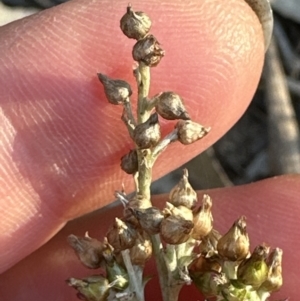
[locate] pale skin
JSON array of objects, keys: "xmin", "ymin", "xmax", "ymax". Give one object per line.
[{"xmin": 0, "ymin": 0, "xmax": 298, "ymax": 300}]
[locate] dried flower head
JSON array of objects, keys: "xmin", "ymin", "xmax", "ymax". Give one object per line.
[
  {"xmin": 176, "ymin": 120, "xmax": 210, "ymax": 145},
  {"xmin": 169, "ymin": 169, "xmax": 197, "ymax": 209},
  {"xmin": 237, "ymin": 243, "xmax": 270, "ymax": 289},
  {"xmin": 260, "ymin": 247, "xmax": 283, "ymax": 292},
  {"xmin": 217, "ymin": 216, "xmax": 250, "ymax": 261},
  {"xmin": 97, "ymin": 73, "xmax": 132, "ymax": 105},
  {"xmin": 132, "ymin": 34, "xmax": 165, "ymax": 67},
  {"xmin": 131, "ymin": 206, "xmax": 164, "ymax": 235},
  {"xmin": 192, "ymin": 194, "xmax": 213, "ymax": 240},
  {"xmin": 107, "ymin": 218, "xmax": 137, "ymax": 252},
  {"xmin": 189, "ymin": 255, "xmax": 221, "ymax": 274},
  {"xmin": 133, "ymin": 113, "xmax": 161, "ymax": 149},
  {"xmin": 163, "ymin": 202, "xmax": 193, "ymax": 222},
  {"xmin": 120, "ymin": 5, "xmax": 152, "ymax": 40},
  {"xmin": 199, "ymin": 229, "xmax": 221, "ymax": 256},
  {"xmin": 67, "ymin": 233, "xmax": 104, "ymax": 269},
  {"xmin": 129, "ymin": 231, "xmax": 152, "ymax": 266},
  {"xmin": 160, "ymin": 214, "xmax": 194, "ymax": 245},
  {"xmin": 155, "ymin": 91, "xmax": 190, "ymax": 120},
  {"xmin": 120, "ymin": 149, "xmax": 138, "ymax": 174}
]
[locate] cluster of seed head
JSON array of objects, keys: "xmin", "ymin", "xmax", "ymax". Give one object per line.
[
  {"xmin": 97, "ymin": 4, "xmax": 210, "ymax": 159},
  {"xmin": 67, "ymin": 170, "xmax": 282, "ymax": 301},
  {"xmin": 67, "ymin": 5, "xmax": 283, "ymax": 301}
]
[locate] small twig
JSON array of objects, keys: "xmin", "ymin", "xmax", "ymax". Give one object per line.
[
  {"xmin": 121, "ymin": 108, "xmax": 135, "ymax": 138},
  {"xmin": 137, "ymin": 63, "xmax": 151, "ymax": 123},
  {"xmin": 287, "ymin": 77, "xmax": 300, "ymax": 98},
  {"xmin": 273, "ymin": 17, "xmax": 300, "ymax": 77},
  {"xmin": 121, "ymin": 249, "xmax": 145, "ymax": 301},
  {"xmin": 264, "ymin": 36, "xmax": 300, "ymax": 174},
  {"xmin": 150, "ymin": 234, "xmax": 169, "ymax": 301},
  {"xmin": 115, "ymin": 191, "xmax": 129, "ymax": 206},
  {"xmin": 136, "ymin": 149, "xmax": 152, "ymax": 208},
  {"xmin": 124, "ymin": 97, "xmax": 137, "ymax": 127},
  {"xmin": 152, "ymin": 129, "xmax": 178, "ymax": 159}
]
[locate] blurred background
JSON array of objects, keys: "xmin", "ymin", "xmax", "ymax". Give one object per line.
[{"xmin": 1, "ymin": 0, "xmax": 300, "ymax": 193}]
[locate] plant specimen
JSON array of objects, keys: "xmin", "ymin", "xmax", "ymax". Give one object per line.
[{"xmin": 66, "ymin": 5, "xmax": 283, "ymax": 301}]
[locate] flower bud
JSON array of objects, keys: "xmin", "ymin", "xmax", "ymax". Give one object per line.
[
  {"xmin": 160, "ymin": 214, "xmax": 194, "ymax": 245},
  {"xmin": 107, "ymin": 218, "xmax": 137, "ymax": 252},
  {"xmin": 176, "ymin": 120, "xmax": 210, "ymax": 145},
  {"xmin": 131, "ymin": 206, "xmax": 164, "ymax": 235},
  {"xmin": 120, "ymin": 149, "xmax": 138, "ymax": 174},
  {"xmin": 191, "ymin": 271, "xmax": 226, "ymax": 297},
  {"xmin": 169, "ymin": 169, "xmax": 197, "ymax": 209},
  {"xmin": 67, "ymin": 233, "xmax": 103, "ymax": 269},
  {"xmin": 120, "ymin": 5, "xmax": 151, "ymax": 40},
  {"xmin": 133, "ymin": 113, "xmax": 161, "ymax": 149},
  {"xmin": 260, "ymin": 248, "xmax": 283, "ymax": 292},
  {"xmin": 132, "ymin": 34, "xmax": 165, "ymax": 67},
  {"xmin": 67, "ymin": 275, "xmax": 110, "ymax": 301},
  {"xmin": 129, "ymin": 231, "xmax": 152, "ymax": 266},
  {"xmin": 217, "ymin": 216, "xmax": 250, "ymax": 261},
  {"xmin": 155, "ymin": 92, "xmax": 190, "ymax": 120},
  {"xmin": 237, "ymin": 243, "xmax": 270, "ymax": 289},
  {"xmin": 192, "ymin": 194, "xmax": 213, "ymax": 240},
  {"xmin": 97, "ymin": 73, "xmax": 132, "ymax": 105},
  {"xmin": 105, "ymin": 259, "xmax": 129, "ymax": 291}
]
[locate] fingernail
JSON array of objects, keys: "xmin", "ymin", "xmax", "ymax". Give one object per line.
[{"xmin": 244, "ymin": 0, "xmax": 273, "ymax": 51}]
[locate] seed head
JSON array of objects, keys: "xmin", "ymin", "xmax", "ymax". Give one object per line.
[
  {"xmin": 133, "ymin": 113, "xmax": 161, "ymax": 149},
  {"xmin": 260, "ymin": 248, "xmax": 283, "ymax": 292},
  {"xmin": 132, "ymin": 34, "xmax": 165, "ymax": 67},
  {"xmin": 217, "ymin": 216, "xmax": 250, "ymax": 261},
  {"xmin": 160, "ymin": 214, "xmax": 194, "ymax": 245},
  {"xmin": 129, "ymin": 231, "xmax": 152, "ymax": 266},
  {"xmin": 155, "ymin": 91, "xmax": 190, "ymax": 120},
  {"xmin": 66, "ymin": 275, "xmax": 110, "ymax": 301},
  {"xmin": 199, "ymin": 229, "xmax": 221, "ymax": 256},
  {"xmin": 131, "ymin": 206, "xmax": 164, "ymax": 235},
  {"xmin": 97, "ymin": 73, "xmax": 132, "ymax": 105},
  {"xmin": 163, "ymin": 202, "xmax": 193, "ymax": 222},
  {"xmin": 120, "ymin": 149, "xmax": 138, "ymax": 174},
  {"xmin": 189, "ymin": 255, "xmax": 221, "ymax": 274},
  {"xmin": 107, "ymin": 218, "xmax": 137, "ymax": 252},
  {"xmin": 237, "ymin": 243, "xmax": 270, "ymax": 289},
  {"xmin": 176, "ymin": 120, "xmax": 210, "ymax": 145},
  {"xmin": 67, "ymin": 233, "xmax": 104, "ymax": 269},
  {"xmin": 169, "ymin": 169, "xmax": 197, "ymax": 209},
  {"xmin": 192, "ymin": 194, "xmax": 213, "ymax": 240},
  {"xmin": 120, "ymin": 5, "xmax": 152, "ymax": 40}
]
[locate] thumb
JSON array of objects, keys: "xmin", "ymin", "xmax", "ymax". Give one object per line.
[{"xmin": 0, "ymin": 0, "xmax": 264, "ymax": 272}]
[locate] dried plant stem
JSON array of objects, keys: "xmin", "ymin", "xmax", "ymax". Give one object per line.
[
  {"xmin": 151, "ymin": 234, "xmax": 170, "ymax": 301},
  {"xmin": 137, "ymin": 62, "xmax": 151, "ymax": 123},
  {"xmin": 136, "ymin": 149, "xmax": 153, "ymax": 207},
  {"xmin": 152, "ymin": 130, "xmax": 178, "ymax": 159},
  {"xmin": 121, "ymin": 249, "xmax": 144, "ymax": 301},
  {"xmin": 121, "ymin": 108, "xmax": 135, "ymax": 138},
  {"xmin": 124, "ymin": 98, "xmax": 137, "ymax": 127}
]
